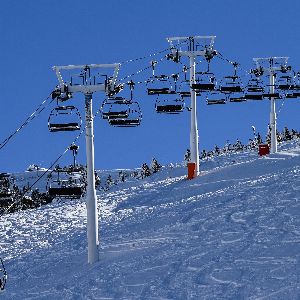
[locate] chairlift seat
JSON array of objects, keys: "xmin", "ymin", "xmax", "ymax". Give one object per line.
[
  {"xmin": 277, "ymin": 84, "xmax": 293, "ymax": 90},
  {"xmin": 244, "ymin": 94, "xmax": 263, "ymax": 100},
  {"xmin": 292, "ymin": 92, "xmax": 300, "ymax": 97},
  {"xmin": 108, "ymin": 118, "xmax": 140, "ymax": 127},
  {"xmin": 192, "ymin": 83, "xmax": 215, "ymax": 91},
  {"xmin": 285, "ymin": 93, "xmax": 297, "ymax": 99},
  {"xmin": 102, "ymin": 111, "xmax": 129, "ymax": 119},
  {"xmin": 207, "ymin": 99, "xmax": 226, "ymax": 105},
  {"xmin": 49, "ymin": 123, "xmax": 80, "ymax": 132},
  {"xmin": 48, "ymin": 186, "xmax": 83, "ymax": 198},
  {"xmin": 156, "ymin": 104, "xmax": 184, "ymax": 113},
  {"xmin": 229, "ymin": 97, "xmax": 246, "ymax": 102},
  {"xmin": 247, "ymin": 87, "xmax": 264, "ymax": 93},
  {"xmin": 220, "ymin": 86, "xmax": 243, "ymax": 93},
  {"xmin": 263, "ymin": 93, "xmax": 280, "ymax": 99},
  {"xmin": 148, "ymin": 88, "xmax": 175, "ymax": 95}
]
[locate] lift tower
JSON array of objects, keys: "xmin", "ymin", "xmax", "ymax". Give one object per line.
[
  {"xmin": 167, "ymin": 36, "xmax": 217, "ymax": 176},
  {"xmin": 253, "ymin": 57, "xmax": 289, "ymax": 153},
  {"xmin": 53, "ymin": 63, "xmax": 120, "ymax": 263}
]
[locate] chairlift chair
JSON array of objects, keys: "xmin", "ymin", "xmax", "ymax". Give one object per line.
[
  {"xmin": 244, "ymin": 78, "xmax": 264, "ymax": 100},
  {"xmin": 0, "ymin": 173, "xmax": 13, "ymax": 205},
  {"xmin": 178, "ymin": 79, "xmax": 201, "ymax": 98},
  {"xmin": 47, "ymin": 169, "xmax": 84, "ymax": 199},
  {"xmin": 192, "ymin": 72, "xmax": 216, "ymax": 91},
  {"xmin": 48, "ymin": 181, "xmax": 83, "ymax": 199},
  {"xmin": 206, "ymin": 92, "xmax": 226, "ymax": 105},
  {"xmin": 101, "ymin": 97, "xmax": 130, "ymax": 120},
  {"xmin": 155, "ymin": 94, "xmax": 185, "ymax": 113},
  {"xmin": 147, "ymin": 75, "xmax": 175, "ymax": 95},
  {"xmin": 108, "ymin": 102, "xmax": 142, "ymax": 127},
  {"xmin": 229, "ymin": 95, "xmax": 246, "ymax": 102},
  {"xmin": 48, "ymin": 106, "xmax": 82, "ymax": 132},
  {"xmin": 276, "ymin": 75, "xmax": 295, "ymax": 91},
  {"xmin": 262, "ymin": 92, "xmax": 281, "ymax": 99},
  {"xmin": 220, "ymin": 75, "xmax": 243, "ymax": 93}
]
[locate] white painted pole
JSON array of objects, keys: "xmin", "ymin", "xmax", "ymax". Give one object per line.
[
  {"xmin": 189, "ymin": 55, "xmax": 199, "ymax": 175},
  {"xmin": 85, "ymin": 93, "xmax": 99, "ymax": 264},
  {"xmin": 269, "ymin": 71, "xmax": 277, "ymax": 153}
]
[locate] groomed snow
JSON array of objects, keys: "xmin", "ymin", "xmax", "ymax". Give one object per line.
[{"xmin": 1, "ymin": 141, "xmax": 300, "ymax": 299}]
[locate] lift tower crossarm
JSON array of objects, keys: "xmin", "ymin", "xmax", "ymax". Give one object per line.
[
  {"xmin": 52, "ymin": 64, "xmax": 121, "ymax": 93},
  {"xmin": 167, "ymin": 36, "xmax": 216, "ymax": 57}
]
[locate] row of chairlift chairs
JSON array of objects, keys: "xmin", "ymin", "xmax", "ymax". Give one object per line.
[
  {"xmin": 146, "ymin": 64, "xmax": 300, "ymax": 113},
  {"xmin": 46, "ymin": 79, "xmax": 143, "ymax": 200}
]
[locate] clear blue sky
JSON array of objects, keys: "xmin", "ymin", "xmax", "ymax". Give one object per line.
[{"xmin": 1, "ymin": 0, "xmax": 300, "ymax": 172}]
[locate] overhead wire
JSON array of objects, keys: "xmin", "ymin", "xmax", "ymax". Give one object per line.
[
  {"xmin": 0, "ymin": 105, "xmax": 105, "ymax": 217},
  {"xmin": 0, "ymin": 93, "xmax": 54, "ymax": 151},
  {"xmin": 119, "ymin": 46, "xmax": 173, "ymax": 65}
]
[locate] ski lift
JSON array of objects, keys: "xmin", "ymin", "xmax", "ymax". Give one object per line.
[
  {"xmin": 220, "ymin": 63, "xmax": 243, "ymax": 93},
  {"xmin": 147, "ymin": 75, "xmax": 177, "ymax": 95},
  {"xmin": 178, "ymin": 66, "xmax": 201, "ymax": 97},
  {"xmin": 220, "ymin": 76, "xmax": 243, "ymax": 93},
  {"xmin": 244, "ymin": 78, "xmax": 264, "ymax": 100},
  {"xmin": 48, "ymin": 106, "xmax": 82, "ymax": 132},
  {"xmin": 108, "ymin": 102, "xmax": 142, "ymax": 127},
  {"xmin": 0, "ymin": 258, "xmax": 7, "ymax": 291},
  {"xmin": 192, "ymin": 72, "xmax": 216, "ymax": 91},
  {"xmin": 155, "ymin": 94, "xmax": 185, "ymax": 113},
  {"xmin": 262, "ymin": 92, "xmax": 281, "ymax": 99},
  {"xmin": 101, "ymin": 97, "xmax": 130, "ymax": 120},
  {"xmin": 0, "ymin": 173, "xmax": 13, "ymax": 206},
  {"xmin": 229, "ymin": 95, "xmax": 246, "ymax": 102},
  {"xmin": 206, "ymin": 92, "xmax": 226, "ymax": 105},
  {"xmin": 47, "ymin": 168, "xmax": 84, "ymax": 199},
  {"xmin": 276, "ymin": 74, "xmax": 295, "ymax": 91}
]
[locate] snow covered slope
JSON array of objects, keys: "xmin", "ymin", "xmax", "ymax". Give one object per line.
[{"xmin": 1, "ymin": 142, "xmax": 300, "ymax": 299}]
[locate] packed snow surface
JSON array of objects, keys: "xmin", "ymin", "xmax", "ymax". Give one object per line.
[{"xmin": 1, "ymin": 142, "xmax": 300, "ymax": 299}]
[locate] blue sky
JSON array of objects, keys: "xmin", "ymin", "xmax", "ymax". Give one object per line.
[{"xmin": 1, "ymin": 0, "xmax": 300, "ymax": 172}]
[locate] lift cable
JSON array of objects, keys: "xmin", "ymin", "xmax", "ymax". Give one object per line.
[
  {"xmin": 0, "ymin": 106, "xmax": 104, "ymax": 218},
  {"xmin": 0, "ymin": 93, "xmax": 54, "ymax": 151},
  {"xmin": 119, "ymin": 40, "xmax": 186, "ymax": 65},
  {"xmin": 118, "ymin": 54, "xmax": 168, "ymax": 83},
  {"xmin": 119, "ymin": 47, "xmax": 172, "ymax": 64},
  {"xmin": 0, "ymin": 128, "xmax": 84, "ymax": 217}
]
